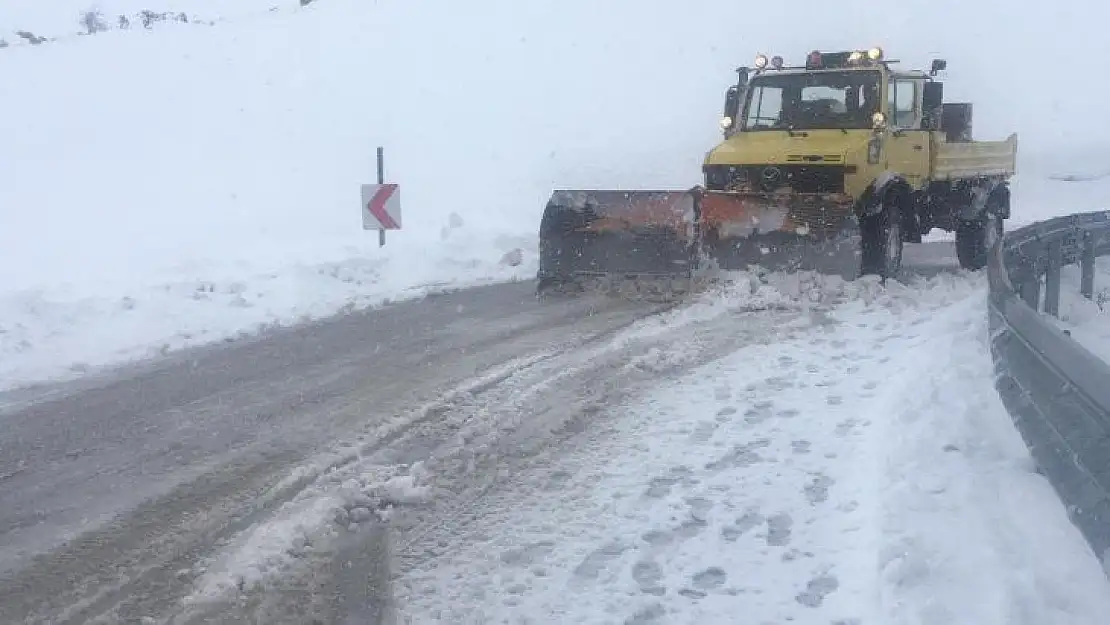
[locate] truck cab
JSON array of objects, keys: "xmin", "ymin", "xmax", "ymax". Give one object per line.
[{"xmin": 704, "ymin": 48, "xmax": 1016, "ymax": 275}]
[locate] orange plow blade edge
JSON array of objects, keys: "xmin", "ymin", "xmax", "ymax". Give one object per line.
[{"xmin": 536, "ymin": 190, "xmax": 700, "ymax": 292}]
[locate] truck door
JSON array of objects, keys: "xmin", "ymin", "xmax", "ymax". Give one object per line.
[{"xmin": 884, "ymin": 78, "xmax": 930, "ymax": 190}]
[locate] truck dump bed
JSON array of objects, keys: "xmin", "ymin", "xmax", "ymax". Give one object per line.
[{"xmin": 932, "ymin": 133, "xmax": 1018, "ymax": 180}]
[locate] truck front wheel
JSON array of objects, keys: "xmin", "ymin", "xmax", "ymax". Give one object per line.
[{"xmin": 860, "ymin": 197, "xmax": 904, "ymax": 280}]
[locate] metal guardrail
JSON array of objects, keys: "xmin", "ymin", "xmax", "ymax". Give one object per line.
[{"xmin": 988, "ymin": 210, "xmax": 1110, "ymax": 569}]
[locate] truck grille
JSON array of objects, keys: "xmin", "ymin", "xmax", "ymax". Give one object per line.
[{"xmin": 704, "ymin": 164, "xmax": 847, "ymax": 194}]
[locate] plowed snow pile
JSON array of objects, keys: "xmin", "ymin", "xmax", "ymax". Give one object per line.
[{"xmin": 390, "ymin": 274, "xmax": 1110, "ymax": 625}]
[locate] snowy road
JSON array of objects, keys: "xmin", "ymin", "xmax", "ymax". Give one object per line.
[
  {"xmin": 0, "ymin": 279, "xmax": 670, "ymax": 623},
  {"xmin": 2, "ymin": 244, "xmax": 1108, "ymax": 624}
]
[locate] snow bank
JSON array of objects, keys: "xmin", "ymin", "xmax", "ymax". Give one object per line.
[
  {"xmin": 876, "ymin": 295, "xmax": 1110, "ymax": 625},
  {"xmin": 0, "ymin": 227, "xmax": 535, "ymax": 391}
]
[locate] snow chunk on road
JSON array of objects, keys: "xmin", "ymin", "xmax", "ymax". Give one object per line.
[
  {"xmin": 377, "ymin": 474, "xmax": 434, "ymax": 506},
  {"xmin": 188, "ymin": 458, "xmax": 435, "ymax": 603},
  {"xmin": 394, "ymin": 283, "xmax": 1110, "ymax": 624},
  {"xmin": 190, "ymin": 494, "xmax": 343, "ymax": 601}
]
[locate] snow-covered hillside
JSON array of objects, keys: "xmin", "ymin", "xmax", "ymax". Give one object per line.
[
  {"xmin": 0, "ymin": 0, "xmax": 270, "ymax": 40},
  {"xmin": 3, "ymin": 0, "xmax": 1110, "ymax": 392}
]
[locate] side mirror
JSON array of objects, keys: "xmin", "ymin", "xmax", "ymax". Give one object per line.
[
  {"xmin": 930, "ymin": 59, "xmax": 947, "ymax": 76},
  {"xmin": 721, "ymin": 85, "xmax": 741, "ymax": 134},
  {"xmin": 923, "ymin": 82, "xmax": 943, "ymax": 110},
  {"xmin": 724, "ymin": 85, "xmax": 740, "ymax": 119},
  {"xmin": 721, "ymin": 67, "xmax": 749, "ymax": 135},
  {"xmin": 922, "ymin": 82, "xmax": 943, "ymax": 129}
]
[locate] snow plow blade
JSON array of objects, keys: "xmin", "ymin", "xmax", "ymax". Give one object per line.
[
  {"xmin": 536, "ymin": 190, "xmax": 699, "ymax": 297},
  {"xmin": 535, "ymin": 188, "xmax": 866, "ymax": 299},
  {"xmin": 699, "ymin": 190, "xmax": 863, "ymax": 279}
]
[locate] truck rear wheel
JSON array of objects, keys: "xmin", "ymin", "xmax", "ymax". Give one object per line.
[
  {"xmin": 860, "ymin": 197, "xmax": 904, "ymax": 280},
  {"xmin": 955, "ymin": 214, "xmax": 1002, "ymax": 271}
]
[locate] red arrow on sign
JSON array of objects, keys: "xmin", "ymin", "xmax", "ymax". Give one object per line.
[{"xmin": 366, "ymin": 184, "xmax": 400, "ymax": 229}]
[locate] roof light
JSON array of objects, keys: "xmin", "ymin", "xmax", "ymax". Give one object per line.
[
  {"xmin": 848, "ymin": 51, "xmax": 864, "ymax": 64},
  {"xmin": 867, "ymin": 46, "xmax": 884, "ymax": 61},
  {"xmin": 720, "ymin": 116, "xmax": 733, "ymax": 130},
  {"xmin": 770, "ymin": 55, "xmax": 784, "ymax": 69},
  {"xmin": 754, "ymin": 54, "xmax": 769, "ymax": 69}
]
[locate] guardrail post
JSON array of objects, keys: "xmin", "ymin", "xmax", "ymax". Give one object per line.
[
  {"xmin": 377, "ymin": 147, "xmax": 386, "ymax": 248},
  {"xmin": 1019, "ymin": 280, "xmax": 1040, "ymax": 310},
  {"xmin": 1082, "ymin": 230, "xmax": 1096, "ymax": 300},
  {"xmin": 1045, "ymin": 239, "xmax": 1063, "ymax": 317},
  {"xmin": 1019, "ymin": 255, "xmax": 1041, "ymax": 310}
]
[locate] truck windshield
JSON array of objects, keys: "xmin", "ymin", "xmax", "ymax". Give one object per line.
[{"xmin": 742, "ymin": 70, "xmax": 881, "ymax": 131}]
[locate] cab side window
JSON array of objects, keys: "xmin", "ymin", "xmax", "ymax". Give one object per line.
[{"xmin": 887, "ymin": 80, "xmax": 920, "ymax": 129}]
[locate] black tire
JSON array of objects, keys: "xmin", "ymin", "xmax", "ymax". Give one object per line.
[
  {"xmin": 859, "ymin": 195, "xmax": 904, "ymax": 280},
  {"xmin": 955, "ymin": 213, "xmax": 1002, "ymax": 271}
]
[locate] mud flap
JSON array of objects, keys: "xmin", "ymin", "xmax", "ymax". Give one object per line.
[{"xmin": 537, "ymin": 190, "xmax": 699, "ymax": 294}]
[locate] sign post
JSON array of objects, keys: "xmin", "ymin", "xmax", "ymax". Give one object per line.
[
  {"xmin": 361, "ymin": 146, "xmax": 401, "ymax": 246},
  {"xmin": 376, "ymin": 147, "xmax": 385, "ymax": 247}
]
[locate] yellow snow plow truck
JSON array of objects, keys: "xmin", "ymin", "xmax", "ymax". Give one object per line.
[{"xmin": 536, "ymin": 47, "xmax": 1017, "ymax": 294}]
